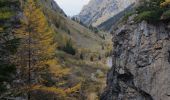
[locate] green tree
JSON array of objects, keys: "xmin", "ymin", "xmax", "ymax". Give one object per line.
[
  {"xmin": 80, "ymin": 53, "xmax": 84, "ymax": 60},
  {"xmin": 0, "ymin": 0, "xmax": 19, "ymax": 94}
]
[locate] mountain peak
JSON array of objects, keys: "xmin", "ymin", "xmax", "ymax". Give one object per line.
[{"xmin": 77, "ymin": 0, "xmax": 136, "ymax": 27}]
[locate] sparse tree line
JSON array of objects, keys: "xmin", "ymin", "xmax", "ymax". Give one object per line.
[{"xmin": 134, "ymin": 0, "xmax": 170, "ymax": 22}]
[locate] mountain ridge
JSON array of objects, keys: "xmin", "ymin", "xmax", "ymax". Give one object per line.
[{"xmin": 76, "ymin": 0, "xmax": 136, "ymax": 28}]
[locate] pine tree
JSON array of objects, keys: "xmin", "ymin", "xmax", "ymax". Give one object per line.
[{"xmin": 0, "ymin": 0, "xmax": 19, "ymax": 95}]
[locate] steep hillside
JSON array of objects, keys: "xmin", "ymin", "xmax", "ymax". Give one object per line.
[
  {"xmin": 0, "ymin": 0, "xmax": 112, "ymax": 100},
  {"xmin": 40, "ymin": 0, "xmax": 112, "ymax": 54},
  {"xmin": 39, "ymin": 0, "xmax": 66, "ymax": 16},
  {"xmin": 77, "ymin": 0, "xmax": 136, "ymax": 27},
  {"xmin": 39, "ymin": 0, "xmax": 113, "ymax": 99}
]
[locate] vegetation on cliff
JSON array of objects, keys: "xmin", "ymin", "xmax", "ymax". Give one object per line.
[{"xmin": 135, "ymin": 0, "xmax": 170, "ymax": 22}]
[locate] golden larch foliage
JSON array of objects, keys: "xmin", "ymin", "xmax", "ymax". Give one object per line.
[{"xmin": 15, "ymin": 0, "xmax": 70, "ymax": 85}]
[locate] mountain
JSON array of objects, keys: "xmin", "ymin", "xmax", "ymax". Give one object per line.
[{"xmin": 77, "ymin": 0, "xmax": 136, "ymax": 28}]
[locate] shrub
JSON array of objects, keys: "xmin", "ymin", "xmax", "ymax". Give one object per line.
[
  {"xmin": 80, "ymin": 53, "xmax": 84, "ymax": 60},
  {"xmin": 62, "ymin": 39, "xmax": 76, "ymax": 55},
  {"xmin": 98, "ymin": 55, "xmax": 101, "ymax": 60},
  {"xmin": 161, "ymin": 9, "xmax": 170, "ymax": 20},
  {"xmin": 90, "ymin": 56, "xmax": 94, "ymax": 61}
]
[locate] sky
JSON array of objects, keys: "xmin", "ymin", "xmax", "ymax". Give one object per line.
[{"xmin": 55, "ymin": 0, "xmax": 90, "ymax": 16}]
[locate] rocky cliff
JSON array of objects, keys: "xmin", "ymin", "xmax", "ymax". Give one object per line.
[
  {"xmin": 77, "ymin": 0, "xmax": 136, "ymax": 27},
  {"xmin": 101, "ymin": 15, "xmax": 170, "ymax": 100}
]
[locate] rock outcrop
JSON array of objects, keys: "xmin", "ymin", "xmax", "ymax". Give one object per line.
[
  {"xmin": 101, "ymin": 16, "xmax": 170, "ymax": 100},
  {"xmin": 77, "ymin": 0, "xmax": 136, "ymax": 27}
]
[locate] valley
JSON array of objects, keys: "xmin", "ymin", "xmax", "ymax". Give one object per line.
[{"xmin": 0, "ymin": 0, "xmax": 170, "ymax": 100}]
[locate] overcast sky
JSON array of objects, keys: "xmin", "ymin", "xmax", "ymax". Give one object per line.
[{"xmin": 55, "ymin": 0, "xmax": 90, "ymax": 16}]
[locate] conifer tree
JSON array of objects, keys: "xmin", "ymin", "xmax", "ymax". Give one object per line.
[
  {"xmin": 0, "ymin": 0, "xmax": 19, "ymax": 95},
  {"xmin": 15, "ymin": 0, "xmax": 70, "ymax": 94}
]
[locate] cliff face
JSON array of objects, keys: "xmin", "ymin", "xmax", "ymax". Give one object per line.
[
  {"xmin": 101, "ymin": 16, "xmax": 170, "ymax": 100},
  {"xmin": 77, "ymin": 0, "xmax": 136, "ymax": 27}
]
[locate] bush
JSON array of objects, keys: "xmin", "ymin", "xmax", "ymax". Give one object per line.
[
  {"xmin": 161, "ymin": 9, "xmax": 170, "ymax": 20},
  {"xmin": 80, "ymin": 53, "xmax": 84, "ymax": 60},
  {"xmin": 62, "ymin": 39, "xmax": 76, "ymax": 55},
  {"xmin": 90, "ymin": 56, "xmax": 94, "ymax": 61}
]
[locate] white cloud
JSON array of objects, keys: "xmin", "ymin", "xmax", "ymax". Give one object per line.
[{"xmin": 55, "ymin": 0, "xmax": 90, "ymax": 16}]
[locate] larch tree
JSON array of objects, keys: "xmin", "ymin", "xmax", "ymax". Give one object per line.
[
  {"xmin": 15, "ymin": 0, "xmax": 70, "ymax": 92},
  {"xmin": 14, "ymin": 0, "xmax": 84, "ymax": 99}
]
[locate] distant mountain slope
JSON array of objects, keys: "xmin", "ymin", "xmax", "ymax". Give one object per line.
[
  {"xmin": 38, "ymin": 0, "xmax": 112, "ymax": 99},
  {"xmin": 40, "ymin": 0, "xmax": 111, "ymax": 52},
  {"xmin": 98, "ymin": 3, "xmax": 135, "ymax": 32},
  {"xmin": 77, "ymin": 0, "xmax": 136, "ymax": 27},
  {"xmin": 39, "ymin": 0, "xmax": 66, "ymax": 16}
]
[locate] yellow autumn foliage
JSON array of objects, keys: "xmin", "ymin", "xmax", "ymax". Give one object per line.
[
  {"xmin": 31, "ymin": 85, "xmax": 66, "ymax": 97},
  {"xmin": 65, "ymin": 83, "xmax": 82, "ymax": 94},
  {"xmin": 160, "ymin": 0, "xmax": 170, "ymax": 7},
  {"xmin": 29, "ymin": 83, "xmax": 82, "ymax": 98},
  {"xmin": 15, "ymin": 0, "xmax": 70, "ymax": 86}
]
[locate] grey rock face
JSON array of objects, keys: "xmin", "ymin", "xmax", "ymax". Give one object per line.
[
  {"xmin": 77, "ymin": 0, "xmax": 136, "ymax": 27},
  {"xmin": 101, "ymin": 19, "xmax": 170, "ymax": 100}
]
